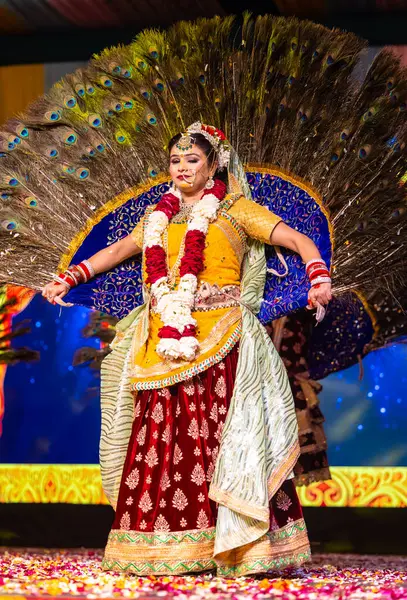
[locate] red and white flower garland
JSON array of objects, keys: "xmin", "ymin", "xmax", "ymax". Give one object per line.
[{"xmin": 144, "ymin": 179, "xmax": 227, "ymax": 361}]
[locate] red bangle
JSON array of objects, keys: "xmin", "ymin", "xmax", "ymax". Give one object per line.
[
  {"xmin": 310, "ymin": 276, "xmax": 331, "ymax": 287},
  {"xmin": 58, "ymin": 272, "xmax": 76, "ymax": 287},
  {"xmin": 306, "ymin": 258, "xmax": 330, "ymax": 289},
  {"xmin": 309, "ymin": 268, "xmax": 330, "ymax": 280},
  {"xmin": 77, "ymin": 261, "xmax": 91, "ymax": 282},
  {"xmin": 306, "ymin": 263, "xmax": 328, "ymax": 275},
  {"xmin": 57, "ymin": 261, "xmax": 94, "ymax": 289}
]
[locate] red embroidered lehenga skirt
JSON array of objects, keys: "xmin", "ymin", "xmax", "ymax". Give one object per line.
[{"xmin": 103, "ymin": 345, "xmax": 310, "ymax": 576}]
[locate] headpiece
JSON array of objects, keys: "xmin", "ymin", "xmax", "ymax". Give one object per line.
[{"xmin": 176, "ymin": 122, "xmax": 231, "ymax": 170}]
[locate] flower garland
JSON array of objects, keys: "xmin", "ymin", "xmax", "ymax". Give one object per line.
[{"xmin": 144, "ymin": 179, "xmax": 227, "ymax": 361}]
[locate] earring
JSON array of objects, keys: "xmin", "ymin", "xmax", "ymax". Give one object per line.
[{"xmin": 205, "ymin": 176, "xmax": 215, "ymax": 190}]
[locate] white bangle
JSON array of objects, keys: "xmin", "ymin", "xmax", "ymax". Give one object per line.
[
  {"xmin": 310, "ymin": 276, "xmax": 331, "ymax": 287},
  {"xmin": 306, "ymin": 258, "xmax": 327, "ymax": 270},
  {"xmin": 67, "ymin": 269, "xmax": 80, "ymax": 286},
  {"xmin": 82, "ymin": 259, "xmax": 95, "ymax": 278},
  {"xmin": 52, "ymin": 275, "xmax": 72, "ymax": 290}
]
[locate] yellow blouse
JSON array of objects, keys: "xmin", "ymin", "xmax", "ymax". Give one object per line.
[{"xmin": 128, "ymin": 195, "xmax": 281, "ymax": 390}]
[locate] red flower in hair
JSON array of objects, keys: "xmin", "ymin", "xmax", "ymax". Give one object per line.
[
  {"xmin": 202, "ymin": 125, "xmax": 214, "ymax": 134},
  {"xmin": 201, "ymin": 124, "xmax": 226, "ymax": 142}
]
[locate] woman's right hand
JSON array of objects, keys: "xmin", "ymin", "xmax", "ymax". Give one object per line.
[{"xmin": 41, "ymin": 282, "xmax": 73, "ymax": 306}]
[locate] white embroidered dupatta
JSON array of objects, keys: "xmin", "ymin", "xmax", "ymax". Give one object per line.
[{"xmin": 208, "ymin": 239, "xmax": 300, "ymax": 557}]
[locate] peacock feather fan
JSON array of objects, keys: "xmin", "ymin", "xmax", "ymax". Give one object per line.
[{"xmin": 0, "ymin": 14, "xmax": 406, "ymax": 310}]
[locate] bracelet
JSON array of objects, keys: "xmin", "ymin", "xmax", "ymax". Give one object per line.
[
  {"xmin": 306, "ymin": 258, "xmax": 331, "ymax": 287},
  {"xmin": 306, "ymin": 258, "xmax": 326, "ymax": 271},
  {"xmin": 82, "ymin": 259, "xmax": 95, "ymax": 279},
  {"xmin": 67, "ymin": 266, "xmax": 81, "ymax": 286},
  {"xmin": 306, "ymin": 260, "xmax": 329, "ymax": 274},
  {"xmin": 310, "ymin": 276, "xmax": 331, "ymax": 287},
  {"xmin": 76, "ymin": 263, "xmax": 88, "ymax": 283},
  {"xmin": 307, "ymin": 263, "xmax": 329, "ymax": 276},
  {"xmin": 52, "ymin": 275, "xmax": 72, "ymax": 290},
  {"xmin": 74, "ymin": 261, "xmax": 95, "ymax": 283},
  {"xmin": 59, "ymin": 272, "xmax": 77, "ymax": 287},
  {"xmin": 54, "ymin": 260, "xmax": 95, "ymax": 290},
  {"xmin": 308, "ymin": 268, "xmax": 330, "ymax": 280}
]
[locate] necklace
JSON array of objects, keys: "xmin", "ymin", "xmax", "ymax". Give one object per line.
[{"xmin": 171, "ymin": 200, "xmax": 195, "ymax": 223}]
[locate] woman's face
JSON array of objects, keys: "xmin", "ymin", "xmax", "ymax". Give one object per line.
[{"xmin": 169, "ymin": 143, "xmax": 215, "ymax": 194}]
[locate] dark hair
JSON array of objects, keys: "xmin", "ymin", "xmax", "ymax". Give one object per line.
[{"xmin": 168, "ymin": 132, "xmax": 228, "ymax": 184}]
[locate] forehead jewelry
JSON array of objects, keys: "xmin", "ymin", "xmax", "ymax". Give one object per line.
[{"xmin": 176, "ymin": 132, "xmax": 194, "ymax": 153}]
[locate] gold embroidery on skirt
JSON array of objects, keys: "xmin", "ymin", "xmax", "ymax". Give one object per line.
[
  {"xmin": 216, "ymin": 518, "xmax": 310, "ymax": 577},
  {"xmin": 103, "ymin": 527, "xmax": 216, "ymax": 575},
  {"xmin": 103, "ymin": 520, "xmax": 310, "ymax": 576}
]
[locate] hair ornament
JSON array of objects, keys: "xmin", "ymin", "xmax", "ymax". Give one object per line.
[{"xmin": 178, "ymin": 122, "xmax": 231, "ymax": 169}]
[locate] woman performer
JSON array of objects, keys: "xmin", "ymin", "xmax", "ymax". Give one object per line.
[{"xmin": 41, "ymin": 124, "xmax": 331, "ymax": 577}]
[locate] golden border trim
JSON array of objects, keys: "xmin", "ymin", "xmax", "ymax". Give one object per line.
[
  {"xmin": 102, "ymin": 557, "xmax": 216, "ymax": 575},
  {"xmin": 208, "ymin": 486, "xmax": 269, "ymax": 521},
  {"xmin": 131, "ymin": 321, "xmax": 242, "ymax": 390},
  {"xmin": 102, "ymin": 521, "xmax": 310, "ymax": 577},
  {"xmin": 103, "ymin": 526, "xmax": 216, "ymax": 575},
  {"xmin": 215, "ymin": 519, "xmax": 310, "ymax": 577},
  {"xmin": 209, "ymin": 440, "xmax": 300, "ymax": 519},
  {"xmin": 267, "ymin": 441, "xmax": 301, "ymax": 499},
  {"xmin": 213, "ymin": 219, "xmax": 246, "ymax": 264}
]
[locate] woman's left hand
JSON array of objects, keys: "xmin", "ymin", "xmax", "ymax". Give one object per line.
[{"xmin": 307, "ymin": 282, "xmax": 332, "ymax": 322}]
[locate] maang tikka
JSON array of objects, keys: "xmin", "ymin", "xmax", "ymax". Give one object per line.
[{"xmin": 176, "ymin": 132, "xmax": 194, "ymax": 153}]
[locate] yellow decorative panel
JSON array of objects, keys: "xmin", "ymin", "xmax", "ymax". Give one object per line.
[
  {"xmin": 0, "ymin": 464, "xmax": 108, "ymax": 504},
  {"xmin": 0, "ymin": 465, "xmax": 406, "ymax": 507},
  {"xmin": 297, "ymin": 467, "xmax": 407, "ymax": 508}
]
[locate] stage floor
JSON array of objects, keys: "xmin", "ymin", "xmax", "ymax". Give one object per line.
[{"xmin": 0, "ymin": 549, "xmax": 406, "ymax": 599}]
